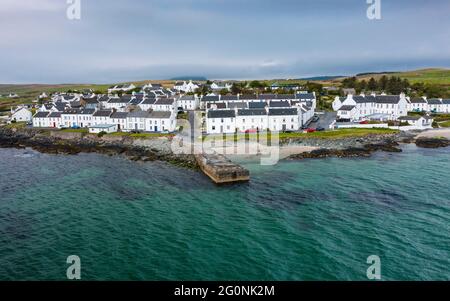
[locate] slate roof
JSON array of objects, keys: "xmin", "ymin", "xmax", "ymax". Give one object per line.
[
  {"xmin": 149, "ymin": 111, "xmax": 172, "ymax": 119},
  {"xmin": 207, "ymin": 102, "xmax": 227, "ymax": 109},
  {"xmin": 155, "ymin": 98, "xmax": 175, "ymax": 105},
  {"xmin": 201, "ymin": 96, "xmax": 220, "ymax": 102},
  {"xmin": 110, "ymin": 112, "xmax": 128, "ymax": 119},
  {"xmin": 179, "ymin": 95, "xmax": 195, "ymax": 101},
  {"xmin": 237, "ymin": 109, "xmax": 267, "ymax": 116},
  {"xmin": 48, "ymin": 112, "xmax": 62, "ymax": 118},
  {"xmin": 296, "ymin": 93, "xmax": 315, "ymax": 100},
  {"xmin": 268, "ymin": 108, "xmax": 298, "ymax": 116},
  {"xmin": 79, "ymin": 108, "xmax": 96, "ymax": 115},
  {"xmin": 409, "ymin": 98, "xmax": 427, "ymax": 104},
  {"xmin": 269, "ymin": 101, "xmax": 291, "ymax": 108},
  {"xmin": 34, "ymin": 111, "xmax": 50, "ymax": 118},
  {"xmin": 93, "ymin": 110, "xmax": 113, "ymax": 117},
  {"xmin": 128, "ymin": 111, "xmax": 150, "ymax": 118},
  {"xmin": 442, "ymin": 99, "xmax": 450, "ymax": 104},
  {"xmin": 228, "ymin": 102, "xmax": 248, "ymax": 109},
  {"xmin": 207, "ymin": 110, "xmax": 236, "ymax": 118},
  {"xmin": 141, "ymin": 98, "xmax": 157, "ymax": 105},
  {"xmin": 239, "ymin": 94, "xmax": 258, "ymax": 100},
  {"xmin": 220, "ymin": 95, "xmax": 239, "ymax": 101},
  {"xmin": 248, "ymin": 102, "xmax": 267, "ymax": 109},
  {"xmin": 338, "ymin": 105, "xmax": 356, "ymax": 111},
  {"xmin": 375, "ymin": 96, "xmax": 401, "ymax": 104},
  {"xmin": 427, "ymin": 98, "xmax": 442, "ymax": 105}
]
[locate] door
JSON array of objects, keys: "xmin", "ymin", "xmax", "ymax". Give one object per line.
[
  {"xmin": 282, "ymin": 124, "xmax": 286, "ymax": 131},
  {"xmin": 53, "ymin": 122, "xmax": 56, "ymax": 128},
  {"xmin": 155, "ymin": 126, "xmax": 158, "ymax": 132}
]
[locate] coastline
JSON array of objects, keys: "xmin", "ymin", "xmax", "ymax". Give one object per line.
[{"xmin": 0, "ymin": 127, "xmax": 448, "ymax": 167}]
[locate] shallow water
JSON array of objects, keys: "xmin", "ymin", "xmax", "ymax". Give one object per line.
[{"xmin": 0, "ymin": 145, "xmax": 449, "ymax": 280}]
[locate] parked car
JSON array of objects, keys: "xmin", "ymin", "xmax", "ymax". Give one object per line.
[
  {"xmin": 71, "ymin": 125, "xmax": 80, "ymax": 129},
  {"xmin": 306, "ymin": 128, "xmax": 316, "ymax": 133},
  {"xmin": 359, "ymin": 120, "xmax": 369, "ymax": 124},
  {"xmin": 244, "ymin": 129, "xmax": 257, "ymax": 134}
]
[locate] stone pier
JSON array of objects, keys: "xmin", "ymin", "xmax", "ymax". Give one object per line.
[{"xmin": 195, "ymin": 153, "xmax": 250, "ymax": 184}]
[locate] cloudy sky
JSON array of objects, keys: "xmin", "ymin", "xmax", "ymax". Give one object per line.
[{"xmin": 1, "ymin": 0, "xmax": 449, "ymax": 83}]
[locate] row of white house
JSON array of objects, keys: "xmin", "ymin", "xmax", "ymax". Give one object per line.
[
  {"xmin": 333, "ymin": 93, "xmax": 450, "ymax": 122},
  {"xmin": 32, "ymin": 109, "xmax": 177, "ymax": 133}
]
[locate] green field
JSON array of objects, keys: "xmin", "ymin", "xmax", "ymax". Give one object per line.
[{"xmin": 204, "ymin": 128, "xmax": 399, "ymax": 142}]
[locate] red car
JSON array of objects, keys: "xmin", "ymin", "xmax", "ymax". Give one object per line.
[
  {"xmin": 359, "ymin": 120, "xmax": 369, "ymax": 124},
  {"xmin": 244, "ymin": 129, "xmax": 257, "ymax": 134},
  {"xmin": 306, "ymin": 128, "xmax": 316, "ymax": 133}
]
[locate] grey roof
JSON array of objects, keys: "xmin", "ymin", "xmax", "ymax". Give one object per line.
[
  {"xmin": 179, "ymin": 95, "xmax": 195, "ymax": 101},
  {"xmin": 128, "ymin": 111, "xmax": 150, "ymax": 118},
  {"xmin": 228, "ymin": 102, "xmax": 248, "ymax": 109},
  {"xmin": 98, "ymin": 95, "xmax": 109, "ymax": 102},
  {"xmin": 93, "ymin": 110, "xmax": 113, "ymax": 117},
  {"xmin": 48, "ymin": 112, "xmax": 62, "ymax": 118},
  {"xmin": 269, "ymin": 101, "xmax": 290, "ymax": 108},
  {"xmin": 149, "ymin": 111, "xmax": 172, "ymax": 119},
  {"xmin": 427, "ymin": 98, "xmax": 442, "ymax": 105},
  {"xmin": 54, "ymin": 102, "xmax": 67, "ymax": 112},
  {"xmin": 276, "ymin": 94, "xmax": 296, "ymax": 99},
  {"xmin": 296, "ymin": 93, "xmax": 315, "ymax": 100},
  {"xmin": 107, "ymin": 97, "xmax": 126, "ymax": 104},
  {"xmin": 338, "ymin": 105, "xmax": 356, "ymax": 111},
  {"xmin": 79, "ymin": 108, "xmax": 96, "ymax": 115},
  {"xmin": 249, "ymin": 102, "xmax": 267, "ymax": 109},
  {"xmin": 442, "ymin": 99, "xmax": 450, "ymax": 104},
  {"xmin": 155, "ymin": 98, "xmax": 175, "ymax": 105},
  {"xmin": 201, "ymin": 95, "xmax": 220, "ymax": 102},
  {"xmin": 83, "ymin": 98, "xmax": 99, "ymax": 104},
  {"xmin": 70, "ymin": 101, "xmax": 82, "ymax": 108},
  {"xmin": 398, "ymin": 116, "xmax": 421, "ymax": 121},
  {"xmin": 354, "ymin": 96, "xmax": 375, "ymax": 103},
  {"xmin": 268, "ymin": 108, "xmax": 298, "ymax": 116},
  {"xmin": 110, "ymin": 112, "xmax": 128, "ymax": 119},
  {"xmin": 259, "ymin": 94, "xmax": 277, "ymax": 100},
  {"xmin": 239, "ymin": 94, "xmax": 258, "ymax": 100},
  {"xmin": 207, "ymin": 102, "xmax": 227, "ymax": 109},
  {"xmin": 410, "ymin": 98, "xmax": 427, "ymax": 104},
  {"xmin": 221, "ymin": 95, "xmax": 239, "ymax": 101},
  {"xmin": 62, "ymin": 109, "xmax": 80, "ymax": 115},
  {"xmin": 375, "ymin": 96, "xmax": 401, "ymax": 104},
  {"xmin": 129, "ymin": 98, "xmax": 142, "ymax": 105},
  {"xmin": 207, "ymin": 110, "xmax": 236, "ymax": 118},
  {"xmin": 141, "ymin": 98, "xmax": 156, "ymax": 105},
  {"xmin": 34, "ymin": 111, "xmax": 50, "ymax": 118},
  {"xmin": 237, "ymin": 109, "xmax": 267, "ymax": 116}
]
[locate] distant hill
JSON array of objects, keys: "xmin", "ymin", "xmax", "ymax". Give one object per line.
[
  {"xmin": 170, "ymin": 76, "xmax": 207, "ymax": 81},
  {"xmin": 350, "ymin": 68, "xmax": 450, "ymax": 85},
  {"xmin": 299, "ymin": 75, "xmax": 344, "ymax": 81}
]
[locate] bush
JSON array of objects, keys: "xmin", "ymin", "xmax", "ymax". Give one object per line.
[{"xmin": 97, "ymin": 131, "xmax": 107, "ymax": 137}]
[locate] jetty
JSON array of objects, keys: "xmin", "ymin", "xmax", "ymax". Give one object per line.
[{"xmin": 195, "ymin": 153, "xmax": 250, "ymax": 184}]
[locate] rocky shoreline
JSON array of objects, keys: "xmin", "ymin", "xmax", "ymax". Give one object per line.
[
  {"xmin": 0, "ymin": 127, "xmax": 198, "ymax": 169},
  {"xmin": 0, "ymin": 127, "xmax": 448, "ymax": 166}
]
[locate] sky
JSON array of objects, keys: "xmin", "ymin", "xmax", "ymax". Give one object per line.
[{"xmin": 1, "ymin": 0, "xmax": 449, "ymax": 84}]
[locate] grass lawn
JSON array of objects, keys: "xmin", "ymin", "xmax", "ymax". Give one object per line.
[
  {"xmin": 60, "ymin": 128, "xmax": 88, "ymax": 133},
  {"xmin": 439, "ymin": 121, "xmax": 450, "ymax": 128},
  {"xmin": 107, "ymin": 132, "xmax": 173, "ymax": 139},
  {"xmin": 204, "ymin": 128, "xmax": 399, "ymax": 142},
  {"xmin": 3, "ymin": 122, "xmax": 27, "ymax": 129}
]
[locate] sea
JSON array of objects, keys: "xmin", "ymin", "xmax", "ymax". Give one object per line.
[{"xmin": 0, "ymin": 145, "xmax": 449, "ymax": 280}]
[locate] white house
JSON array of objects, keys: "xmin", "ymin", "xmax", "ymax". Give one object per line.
[
  {"xmin": 427, "ymin": 99, "xmax": 443, "ymax": 113},
  {"xmin": 442, "ymin": 99, "xmax": 450, "ymax": 113},
  {"xmin": 126, "ymin": 111, "xmax": 148, "ymax": 132},
  {"xmin": 138, "ymin": 98, "xmax": 157, "ymax": 111},
  {"xmin": 268, "ymin": 108, "xmax": 300, "ymax": 132},
  {"xmin": 145, "ymin": 111, "xmax": 177, "ymax": 132},
  {"xmin": 110, "ymin": 111, "xmax": 128, "ymax": 131},
  {"xmin": 152, "ymin": 98, "xmax": 177, "ymax": 112},
  {"xmin": 398, "ymin": 116, "xmax": 434, "ymax": 128},
  {"xmin": 92, "ymin": 110, "xmax": 113, "ymax": 126},
  {"xmin": 333, "ymin": 93, "xmax": 409, "ymax": 121},
  {"xmin": 206, "ymin": 110, "xmax": 237, "ymax": 134},
  {"xmin": 178, "ymin": 95, "xmax": 199, "ymax": 110},
  {"xmin": 108, "ymin": 84, "xmax": 136, "ymax": 94},
  {"xmin": 235, "ymin": 109, "xmax": 268, "ymax": 132},
  {"xmin": 173, "ymin": 80, "xmax": 200, "ymax": 93},
  {"xmin": 11, "ymin": 106, "xmax": 32, "ymax": 122},
  {"xmin": 104, "ymin": 96, "xmax": 131, "ymax": 111},
  {"xmin": 47, "ymin": 112, "xmax": 63, "ymax": 128},
  {"xmin": 408, "ymin": 97, "xmax": 428, "ymax": 112},
  {"xmin": 32, "ymin": 111, "xmax": 50, "ymax": 127},
  {"xmin": 88, "ymin": 124, "xmax": 118, "ymax": 134},
  {"xmin": 210, "ymin": 82, "xmax": 232, "ymax": 91}
]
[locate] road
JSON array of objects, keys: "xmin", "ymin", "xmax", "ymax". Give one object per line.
[{"xmin": 308, "ymin": 112, "xmax": 336, "ymax": 130}]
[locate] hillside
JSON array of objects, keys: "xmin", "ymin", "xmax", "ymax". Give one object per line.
[{"xmin": 349, "ymin": 68, "xmax": 450, "ymax": 85}]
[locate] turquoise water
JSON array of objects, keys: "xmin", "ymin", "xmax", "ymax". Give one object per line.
[{"xmin": 0, "ymin": 145, "xmax": 449, "ymax": 280}]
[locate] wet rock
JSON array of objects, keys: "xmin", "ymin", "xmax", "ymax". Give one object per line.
[{"xmin": 415, "ymin": 138, "xmax": 450, "ymax": 148}]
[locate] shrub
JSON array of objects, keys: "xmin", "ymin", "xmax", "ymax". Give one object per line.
[{"xmin": 97, "ymin": 131, "xmax": 107, "ymax": 137}]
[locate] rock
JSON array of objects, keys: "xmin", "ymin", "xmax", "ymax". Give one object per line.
[{"xmin": 415, "ymin": 138, "xmax": 450, "ymax": 148}]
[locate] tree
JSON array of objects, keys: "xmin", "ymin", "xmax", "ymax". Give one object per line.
[
  {"xmin": 358, "ymin": 80, "xmax": 367, "ymax": 92},
  {"xmin": 379, "ymin": 75, "xmax": 388, "ymax": 91},
  {"xmin": 368, "ymin": 77, "xmax": 378, "ymax": 91},
  {"xmin": 231, "ymin": 83, "xmax": 242, "ymax": 94}
]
